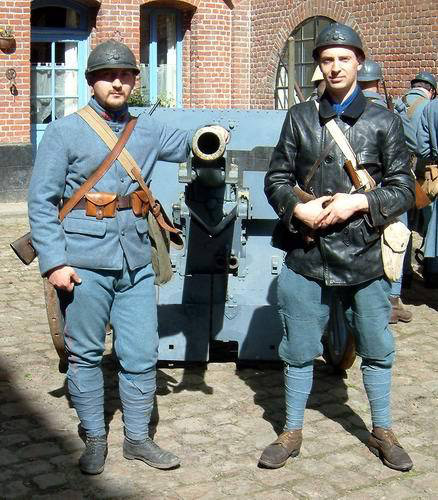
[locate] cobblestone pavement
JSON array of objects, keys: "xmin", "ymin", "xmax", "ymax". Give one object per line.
[{"xmin": 1, "ymin": 205, "xmax": 437, "ymax": 499}]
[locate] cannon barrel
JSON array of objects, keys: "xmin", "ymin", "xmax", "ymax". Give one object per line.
[{"xmin": 192, "ymin": 126, "xmax": 227, "ymax": 162}]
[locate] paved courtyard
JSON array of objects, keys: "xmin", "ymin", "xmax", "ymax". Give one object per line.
[{"xmin": 0, "ymin": 205, "xmax": 437, "ymax": 499}]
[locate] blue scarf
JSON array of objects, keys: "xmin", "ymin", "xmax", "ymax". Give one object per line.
[{"xmin": 328, "ymin": 86, "xmax": 360, "ymax": 116}]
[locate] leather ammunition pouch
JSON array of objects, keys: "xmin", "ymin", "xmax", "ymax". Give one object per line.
[
  {"xmin": 420, "ymin": 165, "xmax": 438, "ymax": 200},
  {"xmin": 84, "ymin": 192, "xmax": 117, "ymax": 219},
  {"xmin": 130, "ymin": 190, "xmax": 150, "ymax": 217}
]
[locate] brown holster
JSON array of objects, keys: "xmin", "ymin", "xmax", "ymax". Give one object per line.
[{"xmin": 288, "ymin": 139, "xmax": 337, "ymax": 245}]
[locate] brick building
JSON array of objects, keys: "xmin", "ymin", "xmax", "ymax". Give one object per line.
[{"xmin": 1, "ymin": 0, "xmax": 437, "ymax": 201}]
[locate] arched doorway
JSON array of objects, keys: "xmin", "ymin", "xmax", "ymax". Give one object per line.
[{"xmin": 31, "ymin": 0, "xmax": 91, "ymax": 147}]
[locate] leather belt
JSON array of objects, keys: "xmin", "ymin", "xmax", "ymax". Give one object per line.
[{"xmin": 67, "ymin": 193, "xmax": 133, "ymax": 211}]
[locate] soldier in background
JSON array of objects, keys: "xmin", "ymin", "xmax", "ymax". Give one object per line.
[
  {"xmin": 260, "ymin": 23, "xmax": 414, "ymax": 472},
  {"xmin": 28, "ymin": 40, "xmax": 193, "ymax": 475},
  {"xmin": 417, "ymin": 98, "xmax": 438, "ymax": 288},
  {"xmin": 394, "ymin": 72, "xmax": 437, "ymax": 288},
  {"xmin": 393, "ymin": 72, "xmax": 437, "ymax": 152},
  {"xmin": 358, "ymin": 59, "xmax": 413, "ymax": 324},
  {"xmin": 357, "ymin": 59, "xmax": 386, "ymax": 107}
]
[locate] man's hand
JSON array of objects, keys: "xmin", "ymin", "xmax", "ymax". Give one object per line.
[
  {"xmin": 314, "ymin": 193, "xmax": 369, "ymax": 229},
  {"xmin": 293, "ymin": 196, "xmax": 333, "ymax": 229},
  {"xmin": 47, "ymin": 265, "xmax": 81, "ymax": 292}
]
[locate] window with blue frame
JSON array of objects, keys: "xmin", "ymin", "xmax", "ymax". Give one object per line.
[
  {"xmin": 140, "ymin": 8, "xmax": 183, "ymax": 107},
  {"xmin": 31, "ymin": 0, "xmax": 89, "ymax": 128}
]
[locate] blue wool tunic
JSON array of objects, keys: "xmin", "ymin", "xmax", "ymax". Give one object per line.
[{"xmin": 28, "ymin": 97, "xmax": 192, "ymax": 275}]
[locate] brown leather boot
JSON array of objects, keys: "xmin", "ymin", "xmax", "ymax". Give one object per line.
[
  {"xmin": 367, "ymin": 428, "xmax": 413, "ymax": 471},
  {"xmin": 389, "ymin": 296, "xmax": 412, "ymax": 324},
  {"xmin": 258, "ymin": 430, "xmax": 302, "ymax": 469}
]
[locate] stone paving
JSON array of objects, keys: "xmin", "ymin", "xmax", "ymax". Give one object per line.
[{"xmin": 0, "ymin": 205, "xmax": 437, "ymax": 499}]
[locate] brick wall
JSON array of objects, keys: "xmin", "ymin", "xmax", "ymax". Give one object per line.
[
  {"xmin": 0, "ymin": 0, "xmax": 251, "ymax": 146},
  {"xmin": 0, "ymin": 0, "xmax": 31, "ymax": 144},
  {"xmin": 90, "ymin": 0, "xmax": 250, "ymax": 108},
  {"xmin": 1, "ymin": 0, "xmax": 438, "ymax": 145},
  {"xmin": 250, "ymin": 0, "xmax": 438, "ymax": 108}
]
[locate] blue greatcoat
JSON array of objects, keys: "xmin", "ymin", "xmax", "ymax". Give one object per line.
[
  {"xmin": 417, "ymin": 99, "xmax": 438, "ymax": 263},
  {"xmin": 29, "ymin": 97, "xmax": 192, "ymax": 276},
  {"xmin": 362, "ymin": 90, "xmax": 387, "ymax": 108},
  {"xmin": 393, "ymin": 88, "xmax": 430, "ymax": 153},
  {"xmin": 28, "ymin": 97, "xmax": 193, "ymax": 440}
]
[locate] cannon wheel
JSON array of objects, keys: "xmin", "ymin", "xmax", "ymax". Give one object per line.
[
  {"xmin": 323, "ymin": 298, "xmax": 356, "ymax": 371},
  {"xmin": 43, "ymin": 278, "xmax": 68, "ymax": 373}
]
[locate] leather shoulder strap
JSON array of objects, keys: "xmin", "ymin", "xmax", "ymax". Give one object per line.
[
  {"xmin": 77, "ymin": 106, "xmax": 180, "ymax": 236},
  {"xmin": 315, "ymin": 101, "xmax": 357, "ymax": 166},
  {"xmin": 59, "ymin": 113, "xmax": 137, "ymax": 220},
  {"xmin": 77, "ymin": 105, "xmax": 139, "ymax": 180},
  {"xmin": 314, "ymin": 101, "xmax": 375, "ymax": 190},
  {"xmin": 406, "ymin": 96, "xmax": 425, "ymax": 120}
]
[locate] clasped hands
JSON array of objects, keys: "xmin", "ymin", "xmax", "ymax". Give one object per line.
[{"xmin": 293, "ymin": 192, "xmax": 369, "ymax": 230}]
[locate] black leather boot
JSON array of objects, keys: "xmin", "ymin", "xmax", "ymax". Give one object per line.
[
  {"xmin": 123, "ymin": 437, "xmax": 180, "ymax": 469},
  {"xmin": 79, "ymin": 435, "xmax": 108, "ymax": 475}
]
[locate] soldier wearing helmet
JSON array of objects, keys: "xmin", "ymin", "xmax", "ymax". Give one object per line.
[
  {"xmin": 416, "ymin": 79, "xmax": 438, "ymax": 289},
  {"xmin": 394, "ymin": 71, "xmax": 437, "ymax": 151},
  {"xmin": 357, "ymin": 59, "xmax": 387, "ymax": 107},
  {"xmin": 261, "ymin": 23, "xmax": 414, "ymax": 472},
  {"xmin": 28, "ymin": 40, "xmax": 194, "ymax": 474},
  {"xmin": 358, "ymin": 60, "xmax": 414, "ymax": 324}
]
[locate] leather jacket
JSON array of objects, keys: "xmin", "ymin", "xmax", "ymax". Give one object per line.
[{"xmin": 265, "ymin": 90, "xmax": 415, "ymax": 286}]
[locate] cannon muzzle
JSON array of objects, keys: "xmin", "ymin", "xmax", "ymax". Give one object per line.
[{"xmin": 192, "ymin": 126, "xmax": 227, "ymax": 161}]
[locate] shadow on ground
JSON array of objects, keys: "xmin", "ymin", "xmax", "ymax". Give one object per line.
[{"xmin": 236, "ymin": 359, "xmax": 369, "ymax": 444}]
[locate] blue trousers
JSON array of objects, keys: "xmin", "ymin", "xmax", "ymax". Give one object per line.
[
  {"xmin": 62, "ymin": 261, "xmax": 158, "ymax": 440},
  {"xmin": 278, "ymin": 266, "xmax": 395, "ymax": 430}
]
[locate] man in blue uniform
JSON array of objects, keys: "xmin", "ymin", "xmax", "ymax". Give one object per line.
[
  {"xmin": 394, "ymin": 72, "xmax": 437, "ymax": 288},
  {"xmin": 260, "ymin": 23, "xmax": 414, "ymax": 472},
  {"xmin": 28, "ymin": 40, "xmax": 193, "ymax": 474},
  {"xmin": 358, "ymin": 59, "xmax": 413, "ymax": 323},
  {"xmin": 417, "ymin": 98, "xmax": 438, "ymax": 287},
  {"xmin": 394, "ymin": 71, "xmax": 437, "ymax": 152}
]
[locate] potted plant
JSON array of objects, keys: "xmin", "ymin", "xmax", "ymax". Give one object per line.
[{"xmin": 0, "ymin": 26, "xmax": 15, "ymax": 50}]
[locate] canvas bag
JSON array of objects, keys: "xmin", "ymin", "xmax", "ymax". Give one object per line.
[{"xmin": 318, "ymin": 103, "xmax": 411, "ymax": 281}]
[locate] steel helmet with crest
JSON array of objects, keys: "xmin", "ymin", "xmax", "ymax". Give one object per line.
[
  {"xmin": 85, "ymin": 39, "xmax": 140, "ymax": 77},
  {"xmin": 312, "ymin": 23, "xmax": 365, "ymax": 61}
]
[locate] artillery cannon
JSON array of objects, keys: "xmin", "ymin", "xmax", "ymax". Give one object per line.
[{"xmin": 143, "ymin": 108, "xmax": 354, "ymax": 368}]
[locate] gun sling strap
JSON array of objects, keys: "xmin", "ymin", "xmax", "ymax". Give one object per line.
[
  {"xmin": 76, "ymin": 106, "xmax": 179, "ymax": 235},
  {"xmin": 315, "ymin": 101, "xmax": 376, "ymax": 191}
]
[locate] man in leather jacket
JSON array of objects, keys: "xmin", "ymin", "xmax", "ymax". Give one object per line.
[{"xmin": 259, "ymin": 24, "xmax": 414, "ymax": 471}]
